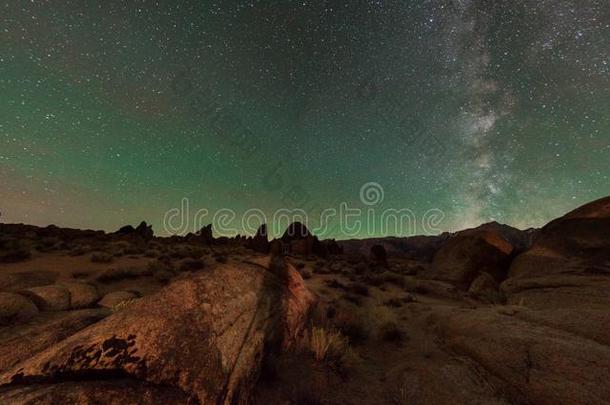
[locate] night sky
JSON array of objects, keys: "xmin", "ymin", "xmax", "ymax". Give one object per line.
[{"xmin": 1, "ymin": 0, "xmax": 609, "ymax": 238}]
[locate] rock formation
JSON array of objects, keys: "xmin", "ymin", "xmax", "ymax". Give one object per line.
[
  {"xmin": 0, "ymin": 259, "xmax": 316, "ymax": 404},
  {"xmin": 249, "ymin": 224, "xmax": 270, "ymax": 254},
  {"xmin": 501, "ymin": 196, "xmax": 610, "ymax": 309}
]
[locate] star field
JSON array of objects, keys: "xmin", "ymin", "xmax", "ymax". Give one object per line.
[{"xmin": 1, "ymin": 0, "xmax": 609, "ymax": 237}]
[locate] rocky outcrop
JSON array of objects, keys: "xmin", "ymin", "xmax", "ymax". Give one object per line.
[
  {"xmin": 277, "ymin": 222, "xmax": 338, "ymax": 258},
  {"xmin": 115, "ymin": 222, "xmax": 154, "ymax": 242},
  {"xmin": 58, "ymin": 283, "xmax": 100, "ymax": 309},
  {"xmin": 0, "ymin": 259, "xmax": 316, "ymax": 404},
  {"xmin": 370, "ymin": 244, "xmax": 388, "ymax": 268},
  {"xmin": 0, "ymin": 293, "xmax": 38, "ymax": 326},
  {"xmin": 20, "ymin": 286, "xmax": 71, "ymax": 311},
  {"xmin": 435, "ymin": 308, "xmax": 610, "ymax": 404},
  {"xmin": 428, "ymin": 230, "xmax": 514, "ymax": 289},
  {"xmin": 468, "ymin": 272, "xmax": 500, "ymax": 301},
  {"xmin": 249, "ymin": 224, "xmax": 270, "ymax": 254},
  {"xmin": 501, "ymin": 196, "xmax": 610, "ymax": 309},
  {"xmin": 0, "ymin": 308, "xmax": 109, "ymax": 371},
  {"xmin": 198, "ymin": 224, "xmax": 214, "ymax": 244},
  {"xmin": 0, "ymin": 380, "xmax": 191, "ymax": 404}
]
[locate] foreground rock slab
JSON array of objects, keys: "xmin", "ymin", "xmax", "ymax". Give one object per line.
[
  {"xmin": 0, "ymin": 258, "xmax": 315, "ymax": 404},
  {"xmin": 435, "ymin": 308, "xmax": 610, "ymax": 404}
]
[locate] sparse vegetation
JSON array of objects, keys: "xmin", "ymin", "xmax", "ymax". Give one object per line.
[
  {"xmin": 154, "ymin": 269, "xmax": 174, "ymax": 284},
  {"xmin": 96, "ymin": 266, "xmax": 144, "ymax": 283},
  {"xmin": 0, "ymin": 240, "xmax": 32, "ymax": 263},
  {"xmin": 214, "ymin": 254, "xmax": 228, "ymax": 264},
  {"xmin": 301, "ymin": 326, "xmax": 350, "ymax": 365},
  {"xmin": 379, "ymin": 321, "xmax": 406, "ymax": 344},
  {"xmin": 384, "ymin": 298, "xmax": 403, "ymax": 308},
  {"xmin": 90, "ymin": 252, "xmax": 113, "ymax": 263},
  {"xmin": 348, "ymin": 282, "xmax": 369, "ymax": 296},
  {"xmin": 179, "ymin": 258, "xmax": 205, "ymax": 272}
]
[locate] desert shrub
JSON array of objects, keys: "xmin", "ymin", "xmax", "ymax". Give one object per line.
[
  {"xmin": 171, "ymin": 245, "xmax": 205, "ymax": 259},
  {"xmin": 348, "ymin": 282, "xmax": 369, "ymax": 296},
  {"xmin": 401, "ymin": 294, "xmax": 417, "ymax": 303},
  {"xmin": 154, "ymin": 269, "xmax": 174, "ymax": 284},
  {"xmin": 69, "ymin": 245, "xmax": 88, "ymax": 256},
  {"xmin": 313, "ymin": 266, "xmax": 330, "ymax": 275},
  {"xmin": 290, "ymin": 382, "xmax": 324, "ymax": 405},
  {"xmin": 390, "ymin": 378, "xmax": 415, "ymax": 405},
  {"xmin": 90, "ymin": 252, "xmax": 113, "ymax": 263},
  {"xmin": 384, "ymin": 298, "xmax": 403, "ymax": 308},
  {"xmin": 144, "ymin": 249, "xmax": 161, "ymax": 258},
  {"xmin": 295, "ymin": 261, "xmax": 306, "ymax": 269},
  {"xmin": 301, "ymin": 269, "xmax": 312, "ymax": 279},
  {"xmin": 325, "ymin": 279, "xmax": 345, "ymax": 289},
  {"xmin": 71, "ymin": 270, "xmax": 89, "ymax": 279},
  {"xmin": 301, "ymin": 326, "xmax": 350, "ymax": 364},
  {"xmin": 96, "ymin": 267, "xmax": 141, "ymax": 283},
  {"xmin": 336, "ymin": 318, "xmax": 368, "ymax": 344},
  {"xmin": 379, "ymin": 321, "xmax": 406, "ymax": 344},
  {"xmin": 214, "ymin": 254, "xmax": 228, "ymax": 264},
  {"xmin": 0, "ymin": 240, "xmax": 32, "ymax": 263},
  {"xmin": 343, "ymin": 293, "xmax": 363, "ymax": 306},
  {"xmin": 383, "ymin": 273, "xmax": 406, "ymax": 288},
  {"xmin": 148, "ymin": 259, "xmax": 174, "ymax": 274},
  {"xmin": 353, "ymin": 262, "xmax": 368, "ymax": 274},
  {"xmin": 37, "ymin": 237, "xmax": 61, "ymax": 252},
  {"xmin": 362, "ymin": 274, "xmax": 384, "ymax": 287},
  {"xmin": 179, "ymin": 258, "xmax": 205, "ymax": 272}
]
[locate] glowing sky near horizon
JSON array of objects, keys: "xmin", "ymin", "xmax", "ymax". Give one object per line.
[{"xmin": 1, "ymin": 0, "xmax": 609, "ymax": 238}]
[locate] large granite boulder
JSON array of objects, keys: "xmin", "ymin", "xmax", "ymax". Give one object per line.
[
  {"xmin": 0, "ymin": 271, "xmax": 58, "ymax": 292},
  {"xmin": 59, "ymin": 282, "xmax": 100, "ymax": 309},
  {"xmin": 20, "ymin": 286, "xmax": 71, "ymax": 311},
  {"xmin": 435, "ymin": 308, "xmax": 610, "ymax": 404},
  {"xmin": 0, "ymin": 258, "xmax": 315, "ymax": 404},
  {"xmin": 502, "ymin": 196, "xmax": 610, "ymax": 309},
  {"xmin": 0, "ymin": 293, "xmax": 38, "ymax": 326},
  {"xmin": 428, "ymin": 230, "xmax": 514, "ymax": 289},
  {"xmin": 0, "ymin": 308, "xmax": 109, "ymax": 371}
]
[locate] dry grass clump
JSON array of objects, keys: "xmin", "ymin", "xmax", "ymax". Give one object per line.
[
  {"xmin": 96, "ymin": 266, "xmax": 145, "ymax": 283},
  {"xmin": 348, "ymin": 282, "xmax": 369, "ymax": 296},
  {"xmin": 0, "ymin": 239, "xmax": 32, "ymax": 263},
  {"xmin": 179, "ymin": 258, "xmax": 205, "ymax": 272},
  {"xmin": 148, "ymin": 259, "xmax": 176, "ymax": 284},
  {"xmin": 170, "ymin": 244, "xmax": 205, "ymax": 259},
  {"xmin": 111, "ymin": 298, "xmax": 139, "ymax": 312},
  {"xmin": 383, "ymin": 273, "xmax": 406, "ymax": 288},
  {"xmin": 301, "ymin": 326, "xmax": 350, "ymax": 364},
  {"xmin": 214, "ymin": 253, "xmax": 228, "ymax": 263},
  {"xmin": 90, "ymin": 252, "xmax": 113, "ymax": 263},
  {"xmin": 68, "ymin": 244, "xmax": 89, "ymax": 256},
  {"xmin": 325, "ymin": 279, "xmax": 345, "ymax": 289},
  {"xmin": 290, "ymin": 382, "xmax": 325, "ymax": 405},
  {"xmin": 379, "ymin": 321, "xmax": 407, "ymax": 344}
]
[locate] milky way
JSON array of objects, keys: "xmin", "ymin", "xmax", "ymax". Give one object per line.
[{"xmin": 1, "ymin": 0, "xmax": 608, "ymax": 237}]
